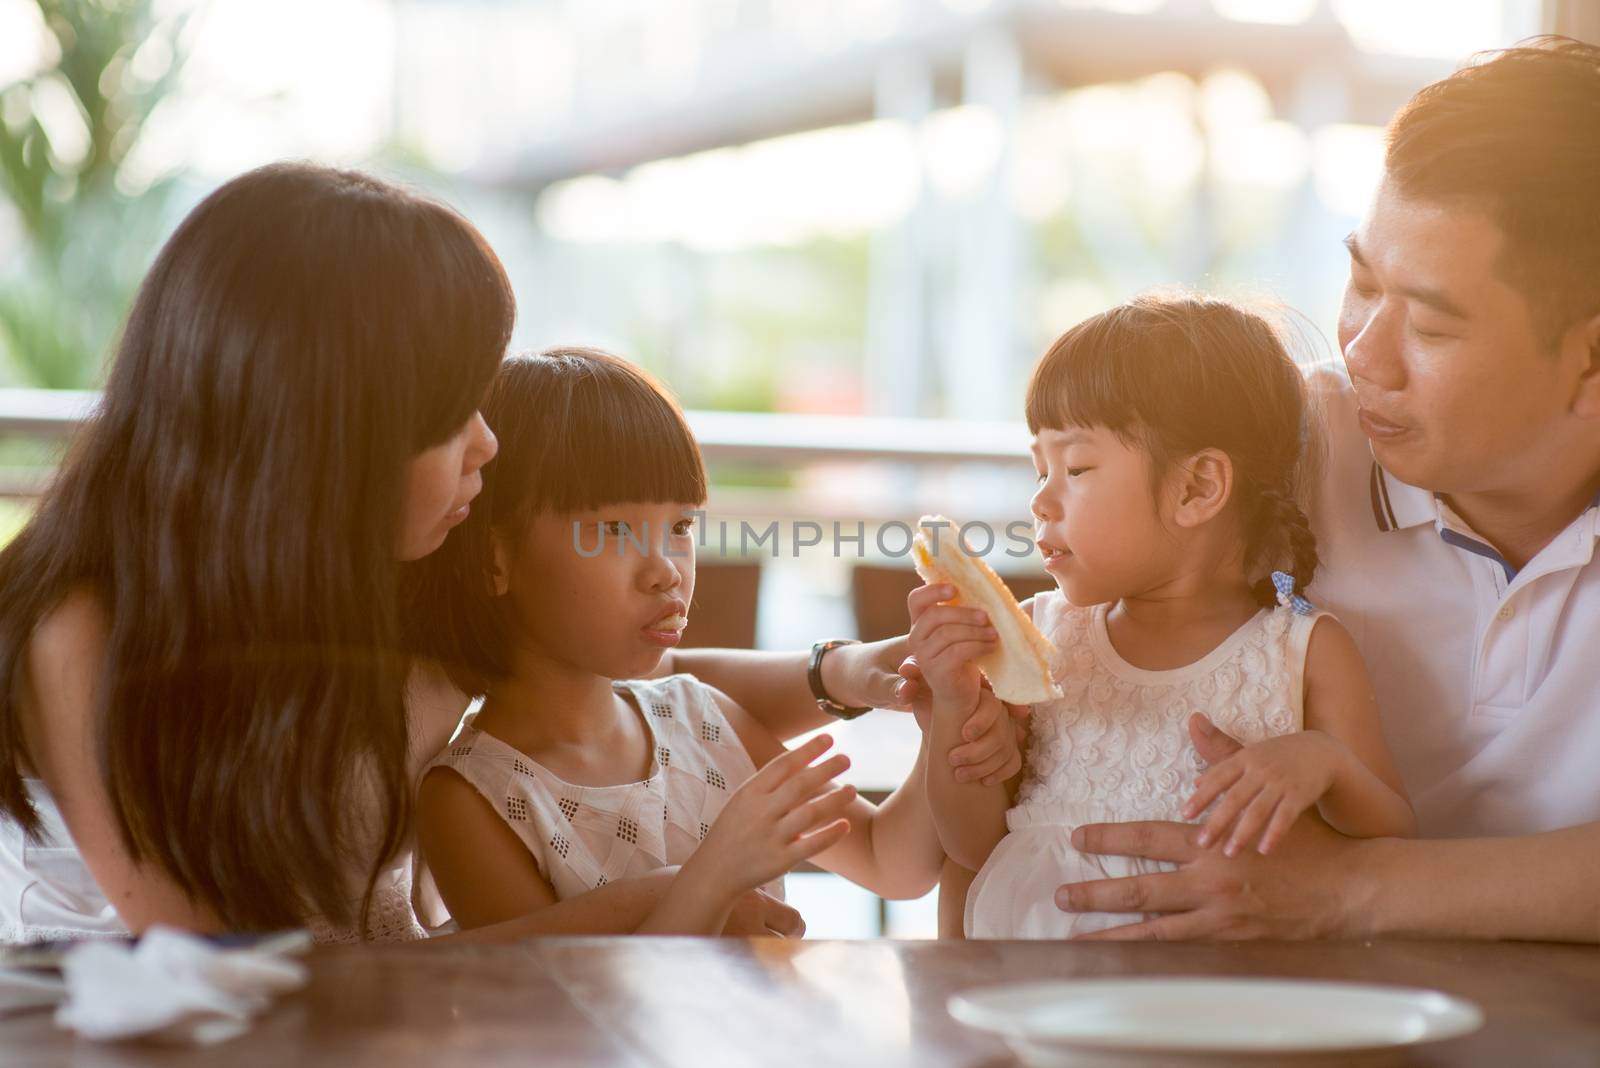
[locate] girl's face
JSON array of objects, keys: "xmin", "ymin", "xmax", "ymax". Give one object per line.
[
  {"xmin": 501, "ymin": 501, "xmax": 700, "ymax": 680},
  {"xmin": 1029, "ymin": 425, "xmax": 1177, "ymax": 606},
  {"xmin": 398, "ymin": 412, "xmax": 499, "ymax": 561}
]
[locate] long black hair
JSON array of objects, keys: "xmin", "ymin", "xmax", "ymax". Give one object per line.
[{"xmin": 0, "ymin": 163, "xmax": 513, "ymax": 934}]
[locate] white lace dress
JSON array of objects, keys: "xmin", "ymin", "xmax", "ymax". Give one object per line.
[
  {"xmin": 966, "ymin": 591, "xmax": 1324, "ymax": 939},
  {"xmin": 425, "ymin": 674, "xmax": 783, "ymax": 903}
]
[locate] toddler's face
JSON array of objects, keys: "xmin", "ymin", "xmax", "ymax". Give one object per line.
[
  {"xmin": 500, "ymin": 501, "xmax": 700, "ymax": 680},
  {"xmin": 1029, "ymin": 426, "xmax": 1176, "ymax": 606}
]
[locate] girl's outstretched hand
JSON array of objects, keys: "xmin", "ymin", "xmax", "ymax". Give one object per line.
[
  {"xmin": 1181, "ymin": 715, "xmax": 1340, "ymax": 856},
  {"xmin": 687, "ymin": 734, "xmax": 855, "ymax": 897}
]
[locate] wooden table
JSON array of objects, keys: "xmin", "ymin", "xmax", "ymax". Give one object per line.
[{"xmin": 5, "ymin": 938, "xmax": 1599, "ymax": 1066}]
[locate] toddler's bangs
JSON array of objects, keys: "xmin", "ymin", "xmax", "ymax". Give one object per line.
[{"xmin": 1024, "ymin": 308, "xmax": 1150, "ymax": 439}]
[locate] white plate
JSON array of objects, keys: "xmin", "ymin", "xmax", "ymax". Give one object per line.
[{"xmin": 948, "ymin": 977, "xmax": 1483, "ymax": 1066}]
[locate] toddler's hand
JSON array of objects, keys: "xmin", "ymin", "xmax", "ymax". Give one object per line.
[
  {"xmin": 898, "ymin": 655, "xmax": 1031, "ymax": 783},
  {"xmin": 905, "ymin": 582, "xmax": 996, "ymax": 715},
  {"xmin": 689, "ymin": 734, "xmax": 855, "ymax": 897},
  {"xmin": 1181, "ymin": 717, "xmax": 1340, "ymax": 856},
  {"xmin": 949, "ymin": 689, "xmax": 1025, "ymax": 786}
]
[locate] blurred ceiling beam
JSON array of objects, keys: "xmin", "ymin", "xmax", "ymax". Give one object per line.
[{"xmin": 483, "ymin": 0, "xmax": 1452, "ymax": 190}]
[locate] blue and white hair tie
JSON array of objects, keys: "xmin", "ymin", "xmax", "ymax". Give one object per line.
[{"xmin": 1271, "ymin": 570, "xmax": 1315, "ymax": 616}]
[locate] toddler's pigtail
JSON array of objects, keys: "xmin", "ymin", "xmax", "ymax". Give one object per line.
[{"xmin": 1249, "ymin": 488, "xmax": 1321, "ymax": 608}]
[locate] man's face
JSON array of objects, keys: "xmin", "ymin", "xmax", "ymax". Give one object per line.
[{"xmin": 1337, "ymin": 176, "xmax": 1572, "ymax": 496}]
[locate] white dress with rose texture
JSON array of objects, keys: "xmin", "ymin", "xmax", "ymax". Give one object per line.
[{"xmin": 965, "ymin": 591, "xmax": 1325, "ymax": 939}]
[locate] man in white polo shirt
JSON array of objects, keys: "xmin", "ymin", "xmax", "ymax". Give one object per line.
[{"xmin": 1057, "ymin": 37, "xmax": 1600, "ymax": 941}]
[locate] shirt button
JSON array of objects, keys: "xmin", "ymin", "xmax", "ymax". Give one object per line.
[{"xmin": 1496, "ymin": 603, "xmax": 1514, "ymax": 621}]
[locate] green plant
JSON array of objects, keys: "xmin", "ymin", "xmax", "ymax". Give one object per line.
[{"xmin": 0, "ymin": 0, "xmax": 188, "ymax": 387}]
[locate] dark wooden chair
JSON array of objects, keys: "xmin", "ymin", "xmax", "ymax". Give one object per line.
[{"xmin": 681, "ymin": 559, "xmax": 762, "ymax": 649}]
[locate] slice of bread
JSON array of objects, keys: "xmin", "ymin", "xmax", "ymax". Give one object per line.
[{"xmin": 910, "ymin": 515, "xmax": 1062, "ymax": 705}]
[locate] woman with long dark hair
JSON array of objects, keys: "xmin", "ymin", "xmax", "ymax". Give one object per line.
[{"xmin": 0, "ymin": 163, "xmax": 508, "ymax": 942}]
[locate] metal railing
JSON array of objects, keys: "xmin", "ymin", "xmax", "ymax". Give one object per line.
[{"xmin": 0, "ymin": 387, "xmax": 1036, "ymax": 499}]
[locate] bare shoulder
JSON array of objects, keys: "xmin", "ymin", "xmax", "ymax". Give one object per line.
[
  {"xmin": 28, "ymin": 585, "xmax": 108, "ymax": 674},
  {"xmin": 21, "ymin": 586, "xmax": 108, "ymax": 742},
  {"xmin": 417, "ymin": 764, "xmax": 488, "ymax": 821},
  {"xmin": 1305, "ymin": 615, "xmax": 1366, "ymax": 679},
  {"xmin": 416, "ymin": 765, "xmax": 517, "ymax": 857},
  {"xmin": 1302, "ymin": 614, "xmax": 1377, "ymax": 729},
  {"xmin": 406, "ymin": 659, "xmax": 473, "ymax": 759}
]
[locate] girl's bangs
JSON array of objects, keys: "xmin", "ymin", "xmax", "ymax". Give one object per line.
[
  {"xmin": 484, "ymin": 350, "xmax": 708, "ymax": 523},
  {"xmin": 540, "ymin": 400, "xmax": 707, "ymax": 515}
]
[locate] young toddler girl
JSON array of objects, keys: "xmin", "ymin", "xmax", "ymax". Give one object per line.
[
  {"xmin": 911, "ymin": 293, "xmax": 1415, "ymax": 938},
  {"xmin": 411, "ymin": 349, "xmax": 944, "ymax": 933}
]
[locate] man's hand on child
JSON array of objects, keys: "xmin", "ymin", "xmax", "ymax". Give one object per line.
[
  {"xmin": 1181, "ymin": 715, "xmax": 1340, "ymax": 856},
  {"xmin": 689, "ymin": 734, "xmax": 855, "ymax": 897}
]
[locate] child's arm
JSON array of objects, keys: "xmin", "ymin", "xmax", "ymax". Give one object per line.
[
  {"xmin": 714, "ymin": 690, "xmax": 946, "ymax": 900},
  {"xmin": 1182, "ymin": 617, "xmax": 1416, "ymax": 856},
  {"xmin": 418, "ymin": 767, "xmax": 682, "ymax": 933},
  {"xmin": 908, "ymin": 584, "xmax": 1018, "ymax": 873},
  {"xmin": 670, "ymin": 636, "xmax": 1025, "ymax": 783},
  {"xmin": 937, "ymin": 859, "xmax": 978, "ymax": 939},
  {"xmin": 419, "ymin": 736, "xmax": 851, "ymax": 934},
  {"xmin": 926, "ymin": 689, "xmax": 1017, "ymax": 872},
  {"xmin": 665, "ymin": 636, "xmax": 910, "ymax": 738}
]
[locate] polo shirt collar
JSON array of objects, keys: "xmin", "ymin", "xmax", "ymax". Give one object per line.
[
  {"xmin": 1370, "ymin": 459, "xmax": 1600, "ymax": 583},
  {"xmin": 1368, "ymin": 461, "xmax": 1435, "ymax": 532}
]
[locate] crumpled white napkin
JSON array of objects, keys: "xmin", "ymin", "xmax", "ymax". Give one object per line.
[{"xmin": 54, "ymin": 926, "xmax": 310, "ymax": 1045}]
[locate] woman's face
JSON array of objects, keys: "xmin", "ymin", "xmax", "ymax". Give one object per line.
[{"xmin": 398, "ymin": 411, "xmax": 499, "ymax": 561}]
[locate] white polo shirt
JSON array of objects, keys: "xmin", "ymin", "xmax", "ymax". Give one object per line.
[{"xmin": 1306, "ymin": 367, "xmax": 1600, "ymax": 839}]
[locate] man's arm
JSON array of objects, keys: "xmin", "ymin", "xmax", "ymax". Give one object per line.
[
  {"xmin": 1355, "ymin": 825, "xmax": 1600, "ymax": 941},
  {"xmin": 1060, "ymin": 816, "xmax": 1600, "ymax": 943},
  {"xmin": 1058, "ymin": 719, "xmax": 1600, "ymax": 943}
]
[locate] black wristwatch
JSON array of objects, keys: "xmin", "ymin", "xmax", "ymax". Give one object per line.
[{"xmin": 808, "ymin": 639, "xmax": 872, "ymax": 720}]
